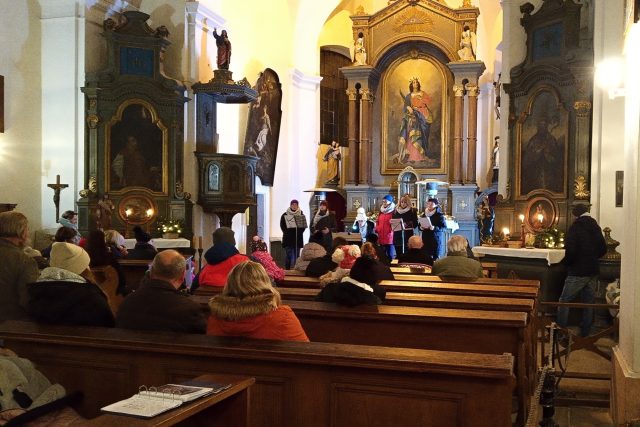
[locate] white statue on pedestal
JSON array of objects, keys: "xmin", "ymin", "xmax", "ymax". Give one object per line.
[
  {"xmin": 353, "ymin": 32, "xmax": 367, "ymax": 66},
  {"xmin": 457, "ymin": 25, "xmax": 477, "ymax": 61}
]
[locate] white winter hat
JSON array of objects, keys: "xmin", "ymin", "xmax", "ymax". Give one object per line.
[
  {"xmin": 50, "ymin": 242, "xmax": 91, "ymax": 275},
  {"xmin": 355, "ymin": 207, "xmax": 367, "ymax": 222}
]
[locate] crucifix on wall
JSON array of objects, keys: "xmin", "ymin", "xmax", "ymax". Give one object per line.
[{"xmin": 47, "ymin": 174, "xmax": 69, "ymax": 222}]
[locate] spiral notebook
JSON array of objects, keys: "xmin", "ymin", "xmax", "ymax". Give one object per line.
[{"xmin": 101, "ymin": 382, "xmax": 228, "ymax": 418}]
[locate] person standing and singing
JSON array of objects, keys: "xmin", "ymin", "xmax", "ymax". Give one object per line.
[{"xmin": 280, "ymin": 200, "xmax": 308, "ymax": 270}]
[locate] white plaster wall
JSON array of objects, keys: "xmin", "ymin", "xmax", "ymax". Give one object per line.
[
  {"xmin": 40, "ymin": 0, "xmax": 85, "ymax": 230},
  {"xmin": 591, "ymin": 0, "xmax": 625, "ymax": 235},
  {"xmin": 0, "ymin": 1, "xmax": 43, "ymax": 232}
]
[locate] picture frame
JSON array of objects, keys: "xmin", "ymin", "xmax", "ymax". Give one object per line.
[
  {"xmin": 515, "ymin": 86, "xmax": 569, "ymax": 199},
  {"xmin": 525, "ymin": 195, "xmax": 557, "ymax": 232},
  {"xmin": 105, "ymin": 99, "xmax": 169, "ymax": 195},
  {"xmin": 616, "ymin": 170, "xmax": 624, "ymax": 207},
  {"xmin": 381, "ymin": 56, "xmax": 448, "ymax": 175}
]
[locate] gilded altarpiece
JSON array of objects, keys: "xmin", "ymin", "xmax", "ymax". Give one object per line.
[{"xmin": 80, "ymin": 11, "xmax": 191, "ymax": 238}]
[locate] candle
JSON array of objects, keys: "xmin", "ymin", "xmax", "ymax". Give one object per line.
[
  {"xmin": 198, "ymin": 236, "xmax": 203, "ymax": 249},
  {"xmin": 146, "ymin": 208, "xmax": 154, "ymax": 217},
  {"xmin": 125, "ymin": 208, "xmax": 132, "ymax": 218},
  {"xmin": 193, "ymin": 236, "xmax": 198, "ymax": 249},
  {"xmin": 519, "ymin": 214, "xmax": 525, "ymax": 223},
  {"xmin": 537, "ymin": 213, "xmax": 544, "ymax": 223},
  {"xmin": 502, "ymin": 227, "xmax": 510, "ymax": 237}
]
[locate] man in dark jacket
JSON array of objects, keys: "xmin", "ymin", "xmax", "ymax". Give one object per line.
[
  {"xmin": 116, "ymin": 250, "xmax": 207, "ymax": 333},
  {"xmin": 557, "ymin": 203, "xmax": 607, "ymax": 337},
  {"xmin": 397, "ymin": 235, "xmax": 433, "ymax": 266},
  {"xmin": 126, "ymin": 226, "xmax": 157, "ymax": 260},
  {"xmin": 280, "ymin": 199, "xmax": 308, "ymax": 269}
]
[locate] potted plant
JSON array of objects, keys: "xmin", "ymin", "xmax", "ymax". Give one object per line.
[{"xmin": 156, "ymin": 218, "xmax": 184, "ymax": 239}]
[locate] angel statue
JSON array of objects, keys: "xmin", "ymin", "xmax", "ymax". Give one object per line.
[{"xmin": 457, "ymin": 25, "xmax": 477, "ymax": 61}]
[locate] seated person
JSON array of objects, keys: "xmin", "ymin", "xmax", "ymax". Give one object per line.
[
  {"xmin": 86, "ymin": 230, "xmax": 127, "ymax": 295},
  {"xmin": 431, "ymin": 235, "xmax": 483, "ymax": 279},
  {"xmin": 27, "ymin": 242, "xmax": 115, "ymax": 327},
  {"xmin": 24, "ymin": 246, "xmax": 49, "ymax": 270},
  {"xmin": 293, "ymin": 231, "xmax": 326, "ymax": 272},
  {"xmin": 192, "ymin": 227, "xmax": 248, "ymax": 288},
  {"xmin": 318, "ymin": 244, "xmax": 361, "ymax": 286},
  {"xmin": 207, "ymin": 261, "xmax": 309, "ymax": 341},
  {"xmin": 397, "ymin": 235, "xmax": 433, "ymax": 266},
  {"xmin": 364, "ymin": 233, "xmax": 390, "ymax": 265},
  {"xmin": 104, "ymin": 229, "xmax": 128, "ymax": 259},
  {"xmin": 41, "ymin": 226, "xmax": 78, "ymax": 259},
  {"xmin": 360, "ymin": 242, "xmax": 394, "ymax": 281},
  {"xmin": 305, "ymin": 236, "xmax": 347, "ymax": 277},
  {"xmin": 58, "ymin": 210, "xmax": 83, "ymax": 246},
  {"xmin": 126, "ymin": 226, "xmax": 157, "ymax": 260},
  {"xmin": 249, "ymin": 235, "xmax": 284, "ymax": 284},
  {"xmin": 316, "ymin": 255, "xmax": 387, "ymax": 306},
  {"xmin": 116, "ymin": 250, "xmax": 207, "ymax": 333}
]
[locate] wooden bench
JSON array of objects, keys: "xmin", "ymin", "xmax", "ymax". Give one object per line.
[
  {"xmin": 0, "ymin": 321, "xmax": 515, "ymax": 427},
  {"xmin": 270, "ymin": 275, "xmax": 539, "ymax": 299},
  {"xmin": 116, "ymin": 259, "xmax": 151, "ymax": 292},
  {"xmin": 390, "ymin": 273, "xmax": 540, "ymax": 288}
]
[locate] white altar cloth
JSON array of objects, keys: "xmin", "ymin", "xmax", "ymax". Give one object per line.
[
  {"xmin": 471, "ymin": 246, "xmax": 565, "ymax": 266},
  {"xmin": 123, "ymin": 238, "xmax": 191, "ymax": 250}
]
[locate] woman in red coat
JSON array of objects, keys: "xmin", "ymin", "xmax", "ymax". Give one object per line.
[
  {"xmin": 207, "ymin": 261, "xmax": 309, "ymax": 342},
  {"xmin": 375, "ymin": 195, "xmax": 396, "ymax": 260}
]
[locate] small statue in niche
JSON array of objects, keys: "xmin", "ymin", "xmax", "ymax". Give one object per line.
[
  {"xmin": 353, "ymin": 32, "xmax": 367, "ymax": 66},
  {"xmin": 96, "ymin": 193, "xmax": 114, "ymax": 231},
  {"xmin": 477, "ymin": 196, "xmax": 495, "ymax": 243},
  {"xmin": 457, "ymin": 24, "xmax": 477, "ymax": 61},
  {"xmin": 490, "ymin": 136, "xmax": 499, "ymax": 184},
  {"xmin": 324, "ymin": 141, "xmax": 341, "ymax": 185},
  {"xmin": 213, "ymin": 28, "xmax": 231, "ymax": 70}
]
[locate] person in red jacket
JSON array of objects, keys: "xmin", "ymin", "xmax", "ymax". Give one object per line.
[
  {"xmin": 192, "ymin": 227, "xmax": 248, "ymax": 290},
  {"xmin": 375, "ymin": 194, "xmax": 396, "ymax": 260},
  {"xmin": 207, "ymin": 261, "xmax": 309, "ymax": 341}
]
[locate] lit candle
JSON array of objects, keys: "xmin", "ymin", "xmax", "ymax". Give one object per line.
[
  {"xmin": 146, "ymin": 208, "xmax": 154, "ymax": 218},
  {"xmin": 125, "ymin": 208, "xmax": 132, "ymax": 218},
  {"xmin": 519, "ymin": 214, "xmax": 525, "ymax": 223},
  {"xmin": 502, "ymin": 227, "xmax": 510, "ymax": 238},
  {"xmin": 537, "ymin": 213, "xmax": 544, "ymax": 223}
]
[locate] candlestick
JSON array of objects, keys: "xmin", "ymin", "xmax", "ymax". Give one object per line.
[
  {"xmin": 198, "ymin": 236, "xmax": 203, "ymax": 249},
  {"xmin": 193, "ymin": 236, "xmax": 198, "ymax": 249},
  {"xmin": 519, "ymin": 214, "xmax": 525, "ymax": 223},
  {"xmin": 520, "ymin": 222, "xmax": 526, "ymax": 248}
]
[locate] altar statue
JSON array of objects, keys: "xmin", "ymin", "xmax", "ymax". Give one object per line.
[
  {"xmin": 213, "ymin": 28, "xmax": 231, "ymax": 70},
  {"xmin": 457, "ymin": 25, "xmax": 477, "ymax": 61},
  {"xmin": 353, "ymin": 32, "xmax": 367, "ymax": 66}
]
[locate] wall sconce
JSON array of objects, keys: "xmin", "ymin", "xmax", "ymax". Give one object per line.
[{"xmin": 595, "ymin": 57, "xmax": 625, "ymax": 99}]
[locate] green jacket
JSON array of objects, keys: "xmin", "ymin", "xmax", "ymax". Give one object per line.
[
  {"xmin": 0, "ymin": 239, "xmax": 39, "ymax": 321},
  {"xmin": 431, "ymin": 251, "xmax": 484, "ymax": 279}
]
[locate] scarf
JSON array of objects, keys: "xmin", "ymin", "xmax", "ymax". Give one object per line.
[
  {"xmin": 425, "ymin": 207, "xmax": 437, "ymax": 217},
  {"xmin": 395, "ymin": 204, "xmax": 411, "ymax": 215},
  {"xmin": 380, "ymin": 202, "xmax": 395, "ymax": 215},
  {"xmin": 284, "ymin": 207, "xmax": 307, "ymax": 229},
  {"xmin": 312, "ymin": 209, "xmax": 329, "ymax": 228}
]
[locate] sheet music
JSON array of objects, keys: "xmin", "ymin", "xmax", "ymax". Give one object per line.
[
  {"xmin": 389, "ymin": 218, "xmax": 405, "ymax": 232},
  {"xmin": 418, "ymin": 216, "xmax": 432, "ymax": 229}
]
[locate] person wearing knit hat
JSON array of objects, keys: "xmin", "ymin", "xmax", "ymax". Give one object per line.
[
  {"xmin": 352, "ymin": 207, "xmax": 375, "ymax": 244},
  {"xmin": 315, "ymin": 256, "xmax": 385, "ymax": 306},
  {"xmin": 249, "ymin": 236, "xmax": 285, "ymax": 284},
  {"xmin": 317, "ymin": 245, "xmax": 361, "ymax": 286},
  {"xmin": 375, "ymin": 195, "xmax": 396, "ymax": 260},
  {"xmin": 58, "ymin": 210, "xmax": 81, "ymax": 245},
  {"xmin": 27, "ymin": 242, "xmax": 115, "ymax": 327},
  {"xmin": 311, "ymin": 200, "xmax": 337, "ymax": 253},
  {"xmin": 420, "ymin": 197, "xmax": 447, "ymax": 260},
  {"xmin": 127, "ymin": 226, "xmax": 158, "ymax": 260},
  {"xmin": 280, "ymin": 200, "xmax": 307, "ymax": 269},
  {"xmin": 556, "ymin": 202, "xmax": 606, "ymax": 338},
  {"xmin": 213, "ymin": 227, "xmax": 236, "ymax": 246}
]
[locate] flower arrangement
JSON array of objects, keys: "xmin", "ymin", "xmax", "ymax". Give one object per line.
[
  {"xmin": 534, "ymin": 227, "xmax": 565, "ymax": 249},
  {"xmin": 156, "ymin": 218, "xmax": 184, "ymax": 235}
]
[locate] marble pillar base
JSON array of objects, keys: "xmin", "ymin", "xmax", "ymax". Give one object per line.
[{"xmin": 612, "ymin": 346, "xmax": 640, "ymax": 425}]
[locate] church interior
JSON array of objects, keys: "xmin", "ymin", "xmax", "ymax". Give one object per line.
[{"xmin": 2, "ymin": 0, "xmax": 640, "ymax": 425}]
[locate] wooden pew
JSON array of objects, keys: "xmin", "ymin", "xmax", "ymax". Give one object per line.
[
  {"xmin": 91, "ymin": 265, "xmax": 124, "ymax": 315},
  {"xmin": 193, "ymin": 290, "xmax": 535, "ymax": 313},
  {"xmin": 116, "ymin": 259, "xmax": 151, "ymax": 292},
  {"xmin": 271, "ymin": 275, "xmax": 539, "ymax": 299},
  {"xmin": 390, "ymin": 273, "xmax": 540, "ymax": 288},
  {"xmin": 0, "ymin": 321, "xmax": 515, "ymax": 427}
]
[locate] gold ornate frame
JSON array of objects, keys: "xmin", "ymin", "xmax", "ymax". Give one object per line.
[
  {"xmin": 381, "ymin": 55, "xmax": 449, "ymax": 175},
  {"xmin": 524, "ymin": 193, "xmax": 558, "ymax": 232},
  {"xmin": 105, "ymin": 98, "xmax": 169, "ymax": 195},
  {"xmin": 515, "ymin": 85, "xmax": 569, "ymax": 200}
]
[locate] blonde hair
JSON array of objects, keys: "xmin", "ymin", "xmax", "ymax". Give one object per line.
[
  {"xmin": 399, "ymin": 194, "xmax": 412, "ymax": 208},
  {"xmin": 360, "ymin": 242, "xmax": 378, "ymax": 259},
  {"xmin": 104, "ymin": 229, "xmax": 124, "ymax": 245},
  {"xmin": 447, "ymin": 235, "xmax": 468, "ymax": 254},
  {"xmin": 223, "ymin": 261, "xmax": 281, "ymax": 304},
  {"xmin": 0, "ymin": 211, "xmax": 29, "ymax": 239}
]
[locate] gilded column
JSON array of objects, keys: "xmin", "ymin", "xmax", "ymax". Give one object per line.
[
  {"xmin": 346, "ymin": 88, "xmax": 359, "ymax": 185},
  {"xmin": 573, "ymin": 100, "xmax": 592, "ymax": 199},
  {"xmin": 452, "ymin": 84, "xmax": 465, "ymax": 184},
  {"xmin": 466, "ymin": 84, "xmax": 479, "ymax": 184},
  {"xmin": 360, "ymin": 88, "xmax": 374, "ymax": 185}
]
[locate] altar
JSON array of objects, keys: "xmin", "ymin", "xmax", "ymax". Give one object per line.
[
  {"xmin": 123, "ymin": 237, "xmax": 191, "ymax": 250},
  {"xmin": 471, "ymin": 246, "xmax": 567, "ymax": 310}
]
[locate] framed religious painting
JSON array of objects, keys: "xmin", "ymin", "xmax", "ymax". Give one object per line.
[
  {"xmin": 381, "ymin": 56, "xmax": 448, "ymax": 175},
  {"xmin": 105, "ymin": 99, "xmax": 169, "ymax": 195},
  {"xmin": 525, "ymin": 195, "xmax": 557, "ymax": 232},
  {"xmin": 515, "ymin": 86, "xmax": 569, "ymax": 199}
]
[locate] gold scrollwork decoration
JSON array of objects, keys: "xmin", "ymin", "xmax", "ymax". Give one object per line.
[
  {"xmin": 453, "ymin": 84, "xmax": 465, "ymax": 97},
  {"xmin": 574, "ymin": 175, "xmax": 590, "ymax": 199},
  {"xmin": 392, "ymin": 8, "xmax": 434, "ymax": 33},
  {"xmin": 360, "ymin": 88, "xmax": 374, "ymax": 102},
  {"xmin": 87, "ymin": 114, "xmax": 100, "ymax": 129},
  {"xmin": 573, "ymin": 101, "xmax": 592, "ymax": 117},
  {"xmin": 346, "ymin": 88, "xmax": 358, "ymax": 101}
]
